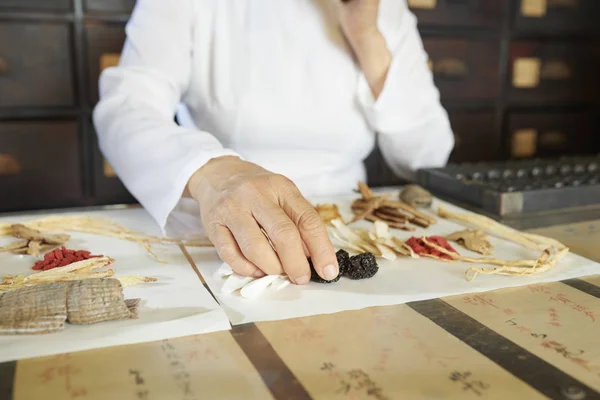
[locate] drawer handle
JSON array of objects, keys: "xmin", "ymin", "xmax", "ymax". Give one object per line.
[
  {"xmin": 0, "ymin": 57, "xmax": 9, "ymax": 75},
  {"xmin": 513, "ymin": 57, "xmax": 541, "ymax": 88},
  {"xmin": 511, "ymin": 129, "xmax": 538, "ymax": 158},
  {"xmin": 408, "ymin": 0, "xmax": 437, "ymax": 9},
  {"xmin": 541, "ymin": 60, "xmax": 571, "ymax": 80},
  {"xmin": 432, "ymin": 58, "xmax": 468, "ymax": 79},
  {"xmin": 99, "ymin": 53, "xmax": 121, "ymax": 72},
  {"xmin": 539, "ymin": 131, "xmax": 566, "ymax": 148},
  {"xmin": 103, "ymin": 159, "xmax": 117, "ymax": 177},
  {"xmin": 0, "ymin": 154, "xmax": 22, "ymax": 176},
  {"xmin": 521, "ymin": 0, "xmax": 548, "ymax": 17}
]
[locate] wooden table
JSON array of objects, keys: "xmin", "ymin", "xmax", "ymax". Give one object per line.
[{"xmin": 2, "ymin": 218, "xmax": 600, "ymax": 400}]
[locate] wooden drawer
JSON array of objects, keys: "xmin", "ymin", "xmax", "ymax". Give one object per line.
[
  {"xmin": 508, "ymin": 112, "xmax": 599, "ymax": 159},
  {"xmin": 89, "ymin": 124, "xmax": 136, "ymax": 205},
  {"xmin": 448, "ymin": 111, "xmax": 501, "ymax": 162},
  {"xmin": 0, "ymin": 22, "xmax": 74, "ymax": 108},
  {"xmin": 0, "ymin": 121, "xmax": 83, "ymax": 212},
  {"xmin": 408, "ymin": 0, "xmax": 505, "ymax": 29},
  {"xmin": 423, "ymin": 38, "xmax": 501, "ymax": 101},
  {"xmin": 85, "ymin": 0, "xmax": 135, "ymax": 13},
  {"xmin": 0, "ymin": 0, "xmax": 71, "ymax": 11},
  {"xmin": 365, "ymin": 111, "xmax": 499, "ymax": 186},
  {"xmin": 508, "ymin": 42, "xmax": 599, "ymax": 104},
  {"xmin": 85, "ymin": 24, "xmax": 126, "ymax": 104},
  {"xmin": 515, "ymin": 0, "xmax": 600, "ymax": 34}
]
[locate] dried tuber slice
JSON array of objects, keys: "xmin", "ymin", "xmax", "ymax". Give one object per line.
[{"xmin": 446, "ymin": 229, "xmax": 493, "ymax": 255}]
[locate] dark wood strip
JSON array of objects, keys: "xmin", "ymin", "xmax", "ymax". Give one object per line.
[
  {"xmin": 562, "ymin": 278, "xmax": 600, "ymax": 300},
  {"xmin": 179, "ymin": 245, "xmax": 220, "ymax": 304},
  {"xmin": 0, "ymin": 361, "xmax": 16, "ymax": 400},
  {"xmin": 232, "ymin": 323, "xmax": 312, "ymax": 400},
  {"xmin": 408, "ymin": 299, "xmax": 600, "ymax": 400}
]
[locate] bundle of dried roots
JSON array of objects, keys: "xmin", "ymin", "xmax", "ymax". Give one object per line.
[
  {"xmin": 0, "ymin": 215, "xmax": 213, "ymax": 263},
  {"xmin": 0, "ymin": 278, "xmax": 141, "ymax": 335},
  {"xmin": 351, "ymin": 182, "xmax": 436, "ymax": 230},
  {"xmin": 421, "ymin": 237, "xmax": 569, "ymax": 282},
  {"xmin": 0, "ymin": 256, "xmax": 156, "ymax": 292},
  {"xmin": 437, "ymin": 206, "xmax": 569, "ymax": 280},
  {"xmin": 0, "ymin": 224, "xmax": 69, "ymax": 257}
]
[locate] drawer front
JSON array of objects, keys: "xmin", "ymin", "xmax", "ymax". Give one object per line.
[
  {"xmin": 0, "ymin": 0, "xmax": 71, "ymax": 11},
  {"xmin": 448, "ymin": 111, "xmax": 501, "ymax": 162},
  {"xmin": 515, "ymin": 0, "xmax": 600, "ymax": 34},
  {"xmin": 89, "ymin": 123, "xmax": 136, "ymax": 205},
  {"xmin": 85, "ymin": 24, "xmax": 126, "ymax": 104},
  {"xmin": 508, "ymin": 42, "xmax": 600, "ymax": 104},
  {"xmin": 0, "ymin": 121, "xmax": 83, "ymax": 211},
  {"xmin": 85, "ymin": 0, "xmax": 135, "ymax": 13},
  {"xmin": 423, "ymin": 38, "xmax": 501, "ymax": 101},
  {"xmin": 409, "ymin": 0, "xmax": 504, "ymax": 29},
  {"xmin": 0, "ymin": 22, "xmax": 74, "ymax": 108},
  {"xmin": 365, "ymin": 111, "xmax": 499, "ymax": 186},
  {"xmin": 508, "ymin": 112, "xmax": 599, "ymax": 159}
]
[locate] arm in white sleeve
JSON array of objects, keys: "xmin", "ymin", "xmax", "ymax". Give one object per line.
[
  {"xmin": 92, "ymin": 0, "xmax": 238, "ymax": 234},
  {"xmin": 356, "ymin": 0, "xmax": 455, "ymax": 181}
]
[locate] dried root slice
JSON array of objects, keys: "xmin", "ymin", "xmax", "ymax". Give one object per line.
[
  {"xmin": 421, "ymin": 237, "xmax": 569, "ymax": 282},
  {"xmin": 438, "ymin": 206, "xmax": 565, "ymax": 252},
  {"xmin": 383, "ymin": 200, "xmax": 437, "ymax": 225},
  {"xmin": 446, "ymin": 229, "xmax": 493, "ymax": 255},
  {"xmin": 0, "ymin": 283, "xmax": 69, "ymax": 335},
  {"xmin": 330, "ymin": 219, "xmax": 414, "ymax": 260},
  {"xmin": 365, "ymin": 215, "xmax": 415, "ymax": 231},
  {"xmin": 117, "ymin": 275, "xmax": 158, "ymax": 288},
  {"xmin": 350, "ymin": 195, "xmax": 390, "ymax": 223},
  {"xmin": 0, "ymin": 239, "xmax": 29, "ymax": 253},
  {"xmin": 11, "ymin": 224, "xmax": 70, "ymax": 245},
  {"xmin": 67, "ymin": 279, "xmax": 134, "ymax": 325},
  {"xmin": 315, "ymin": 204, "xmax": 343, "ymax": 225},
  {"xmin": 0, "ymin": 225, "xmax": 70, "ymax": 257},
  {"xmin": 351, "ymin": 181, "xmax": 436, "ymax": 229}
]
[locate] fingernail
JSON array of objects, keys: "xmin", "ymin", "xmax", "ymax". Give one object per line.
[
  {"xmin": 323, "ymin": 264, "xmax": 338, "ymax": 280},
  {"xmin": 254, "ymin": 270, "xmax": 266, "ymax": 278},
  {"xmin": 294, "ymin": 274, "xmax": 310, "ymax": 285}
]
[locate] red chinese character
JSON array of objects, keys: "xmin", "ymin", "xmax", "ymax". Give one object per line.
[
  {"xmin": 70, "ymin": 388, "xmax": 88, "ymax": 398},
  {"xmin": 39, "ymin": 368, "xmax": 55, "ymax": 383}
]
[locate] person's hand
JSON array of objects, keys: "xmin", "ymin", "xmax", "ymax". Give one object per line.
[{"xmin": 187, "ymin": 156, "xmax": 339, "ymax": 284}]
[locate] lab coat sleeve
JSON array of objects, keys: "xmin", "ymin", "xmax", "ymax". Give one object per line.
[
  {"xmin": 93, "ymin": 0, "xmax": 239, "ymax": 235},
  {"xmin": 356, "ymin": 0, "xmax": 455, "ymax": 180}
]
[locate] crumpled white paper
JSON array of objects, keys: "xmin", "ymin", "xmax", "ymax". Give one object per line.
[
  {"xmin": 0, "ymin": 208, "xmax": 231, "ymax": 363},
  {"xmin": 188, "ymin": 194, "xmax": 600, "ymax": 325}
]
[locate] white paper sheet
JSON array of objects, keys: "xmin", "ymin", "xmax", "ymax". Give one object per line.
[
  {"xmin": 188, "ymin": 193, "xmax": 600, "ymax": 325},
  {"xmin": 0, "ymin": 208, "xmax": 231, "ymax": 363}
]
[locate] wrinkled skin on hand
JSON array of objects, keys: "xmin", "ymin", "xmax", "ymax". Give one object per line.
[{"xmin": 187, "ymin": 156, "xmax": 339, "ymax": 285}]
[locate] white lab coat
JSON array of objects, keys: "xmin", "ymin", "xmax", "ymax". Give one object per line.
[{"xmin": 93, "ymin": 0, "xmax": 454, "ymax": 237}]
